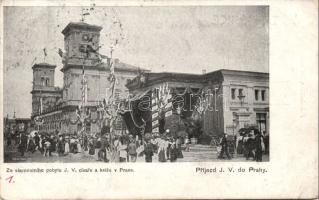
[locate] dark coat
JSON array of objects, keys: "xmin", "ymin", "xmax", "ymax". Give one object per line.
[
  {"xmin": 220, "ymin": 136, "xmax": 228, "ymax": 148},
  {"xmin": 144, "ymin": 143, "xmax": 153, "ymax": 158}
]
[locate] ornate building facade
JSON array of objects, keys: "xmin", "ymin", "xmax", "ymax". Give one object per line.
[
  {"xmin": 31, "ymin": 22, "xmax": 148, "ymax": 135},
  {"xmin": 126, "ymin": 69, "xmax": 269, "ymax": 137}
]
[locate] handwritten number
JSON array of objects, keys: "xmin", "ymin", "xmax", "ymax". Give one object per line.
[{"xmin": 6, "ymin": 175, "xmax": 14, "ymax": 183}]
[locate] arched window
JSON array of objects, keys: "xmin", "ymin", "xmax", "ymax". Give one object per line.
[
  {"xmin": 41, "ymin": 77, "xmax": 45, "ymax": 86},
  {"xmin": 45, "ymin": 78, "xmax": 50, "ymax": 86}
]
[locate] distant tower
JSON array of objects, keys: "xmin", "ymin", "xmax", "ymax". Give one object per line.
[
  {"xmin": 60, "ymin": 22, "xmax": 103, "ymax": 107},
  {"xmin": 31, "ymin": 63, "xmax": 61, "ymax": 118}
]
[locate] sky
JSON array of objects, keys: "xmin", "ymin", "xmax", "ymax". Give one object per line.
[{"xmin": 3, "ymin": 6, "xmax": 269, "ymax": 118}]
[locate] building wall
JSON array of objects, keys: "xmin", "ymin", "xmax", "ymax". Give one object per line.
[
  {"xmin": 33, "ymin": 67, "xmax": 55, "ymax": 89},
  {"xmin": 126, "ymin": 71, "xmax": 269, "ymax": 137},
  {"xmin": 222, "ymin": 73, "xmax": 269, "ymax": 136},
  {"xmin": 63, "ymin": 68, "xmax": 139, "ymax": 107}
]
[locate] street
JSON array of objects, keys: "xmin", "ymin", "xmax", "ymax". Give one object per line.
[{"xmin": 5, "ymin": 144, "xmax": 269, "ymax": 163}]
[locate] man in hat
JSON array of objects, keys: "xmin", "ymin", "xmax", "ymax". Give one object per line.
[
  {"xmin": 218, "ymin": 133, "xmax": 231, "ymax": 159},
  {"xmin": 34, "ymin": 132, "xmax": 40, "ymax": 152},
  {"xmin": 254, "ymin": 130, "xmax": 263, "ymax": 162},
  {"xmin": 144, "ymin": 140, "xmax": 154, "ymax": 162},
  {"xmin": 18, "ymin": 132, "xmax": 28, "ymax": 157}
]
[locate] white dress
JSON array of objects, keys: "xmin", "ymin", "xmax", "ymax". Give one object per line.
[
  {"xmin": 77, "ymin": 142, "xmax": 82, "ymax": 153},
  {"xmin": 65, "ymin": 142, "xmax": 70, "ymax": 154}
]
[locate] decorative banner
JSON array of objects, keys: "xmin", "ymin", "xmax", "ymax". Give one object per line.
[
  {"xmin": 152, "ymin": 127, "xmax": 159, "ymax": 133},
  {"xmin": 152, "ymin": 120, "xmax": 159, "ymax": 127},
  {"xmin": 152, "ymin": 112, "xmax": 159, "ymax": 119},
  {"xmin": 151, "ymin": 83, "xmax": 173, "ymax": 134},
  {"xmin": 165, "ymin": 110, "xmax": 173, "ymax": 118},
  {"xmin": 165, "ymin": 101, "xmax": 172, "ymax": 109}
]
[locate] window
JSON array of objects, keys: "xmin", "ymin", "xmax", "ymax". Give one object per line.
[
  {"xmin": 238, "ymin": 89, "xmax": 243, "ymax": 97},
  {"xmin": 45, "ymin": 78, "xmax": 50, "ymax": 86},
  {"xmin": 41, "ymin": 77, "xmax": 45, "ymax": 86},
  {"xmin": 261, "ymin": 90, "xmax": 266, "ymax": 101},
  {"xmin": 255, "ymin": 90, "xmax": 259, "ymax": 101},
  {"xmin": 231, "ymin": 88, "xmax": 236, "ymax": 100},
  {"xmin": 256, "ymin": 113, "xmax": 267, "ymax": 134}
]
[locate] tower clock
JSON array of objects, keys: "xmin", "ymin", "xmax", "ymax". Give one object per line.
[{"xmin": 62, "ymin": 22, "xmax": 103, "ymax": 66}]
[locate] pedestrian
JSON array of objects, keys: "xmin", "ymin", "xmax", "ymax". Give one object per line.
[
  {"xmin": 98, "ymin": 134, "xmax": 109, "ymax": 162},
  {"xmin": 170, "ymin": 143, "xmax": 178, "ymax": 162},
  {"xmin": 254, "ymin": 131, "xmax": 264, "ymax": 162},
  {"xmin": 176, "ymin": 136, "xmax": 184, "ymax": 158},
  {"xmin": 245, "ymin": 133, "xmax": 255, "ymax": 160},
  {"xmin": 158, "ymin": 137, "xmax": 166, "ymax": 162},
  {"xmin": 113, "ymin": 136, "xmax": 120, "ymax": 162},
  {"xmin": 64, "ymin": 136, "xmax": 70, "ymax": 155},
  {"xmin": 76, "ymin": 138, "xmax": 82, "ymax": 153},
  {"xmin": 88, "ymin": 137, "xmax": 95, "ymax": 155},
  {"xmin": 43, "ymin": 137, "xmax": 51, "ymax": 157},
  {"xmin": 70, "ymin": 137, "xmax": 75, "ymax": 153},
  {"xmin": 83, "ymin": 134, "xmax": 88, "ymax": 151},
  {"xmin": 119, "ymin": 138, "xmax": 128, "ymax": 162},
  {"xmin": 34, "ymin": 133, "xmax": 40, "ymax": 151},
  {"xmin": 127, "ymin": 137, "xmax": 137, "ymax": 162},
  {"xmin": 57, "ymin": 136, "xmax": 65, "ymax": 156},
  {"xmin": 166, "ymin": 137, "xmax": 173, "ymax": 160},
  {"xmin": 144, "ymin": 140, "xmax": 154, "ymax": 163},
  {"xmin": 264, "ymin": 132, "xmax": 269, "ymax": 154},
  {"xmin": 218, "ymin": 133, "xmax": 231, "ymax": 159},
  {"xmin": 49, "ymin": 135, "xmax": 56, "ymax": 156},
  {"xmin": 18, "ymin": 132, "xmax": 28, "ymax": 157},
  {"xmin": 184, "ymin": 137, "xmax": 190, "ymax": 152},
  {"xmin": 27, "ymin": 135, "xmax": 36, "ymax": 153},
  {"xmin": 40, "ymin": 135, "xmax": 45, "ymax": 154},
  {"xmin": 6, "ymin": 134, "xmax": 12, "ymax": 148}
]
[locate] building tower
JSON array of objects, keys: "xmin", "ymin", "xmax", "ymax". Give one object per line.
[
  {"xmin": 60, "ymin": 22, "xmax": 104, "ymax": 107},
  {"xmin": 61, "ymin": 22, "xmax": 102, "ymax": 67},
  {"xmin": 31, "ymin": 63, "xmax": 61, "ymax": 118}
]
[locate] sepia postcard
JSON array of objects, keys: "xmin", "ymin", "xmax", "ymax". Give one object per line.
[{"xmin": 0, "ymin": 0, "xmax": 318, "ymax": 199}]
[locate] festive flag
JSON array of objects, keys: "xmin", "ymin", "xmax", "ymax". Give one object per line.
[
  {"xmin": 165, "ymin": 110, "xmax": 173, "ymax": 118},
  {"xmin": 100, "ymin": 54, "xmax": 108, "ymax": 59},
  {"xmin": 152, "ymin": 127, "xmax": 159, "ymax": 133},
  {"xmin": 152, "ymin": 112, "xmax": 158, "ymax": 119},
  {"xmin": 43, "ymin": 48, "xmax": 47, "ymax": 57},
  {"xmin": 152, "ymin": 120, "xmax": 159, "ymax": 127},
  {"xmin": 165, "ymin": 101, "xmax": 172, "ymax": 109},
  {"xmin": 58, "ymin": 48, "xmax": 63, "ymax": 57}
]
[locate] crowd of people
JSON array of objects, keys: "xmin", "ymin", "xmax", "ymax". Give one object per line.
[
  {"xmin": 89, "ymin": 131, "xmax": 185, "ymax": 163},
  {"xmin": 217, "ymin": 129, "xmax": 269, "ymax": 162},
  {"xmin": 5, "ymin": 127, "xmax": 268, "ymax": 162},
  {"xmin": 7, "ymin": 128, "xmax": 187, "ymax": 163}
]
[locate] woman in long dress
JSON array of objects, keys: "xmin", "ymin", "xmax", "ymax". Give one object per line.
[
  {"xmin": 77, "ymin": 139, "xmax": 82, "ymax": 153},
  {"xmin": 88, "ymin": 137, "xmax": 95, "ymax": 155},
  {"xmin": 158, "ymin": 138, "xmax": 166, "ymax": 162},
  {"xmin": 176, "ymin": 137, "xmax": 184, "ymax": 158},
  {"xmin": 64, "ymin": 138, "xmax": 70, "ymax": 155},
  {"xmin": 119, "ymin": 140, "xmax": 127, "ymax": 162}
]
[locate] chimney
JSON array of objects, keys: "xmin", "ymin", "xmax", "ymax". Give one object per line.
[{"xmin": 202, "ymin": 69, "xmax": 206, "ymax": 74}]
